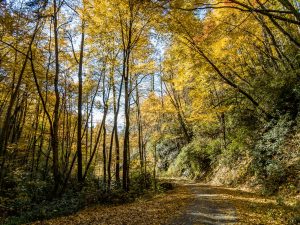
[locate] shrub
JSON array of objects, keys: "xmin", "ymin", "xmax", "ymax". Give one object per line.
[
  {"xmin": 252, "ymin": 114, "xmax": 293, "ymax": 195},
  {"xmin": 159, "ymin": 182, "xmax": 174, "ymax": 191},
  {"xmin": 167, "ymin": 138, "xmax": 221, "ymax": 179},
  {"xmin": 156, "ymin": 137, "xmax": 184, "ymax": 171},
  {"xmin": 130, "ymin": 171, "xmax": 153, "ymax": 192}
]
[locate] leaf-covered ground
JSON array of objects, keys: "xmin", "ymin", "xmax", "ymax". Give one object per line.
[
  {"xmin": 30, "ymin": 181, "xmax": 299, "ymax": 225},
  {"xmin": 222, "ymin": 187, "xmax": 300, "ymax": 224},
  {"xmin": 172, "ymin": 182, "xmax": 299, "ymax": 225},
  {"xmin": 30, "ymin": 185, "xmax": 191, "ymax": 225}
]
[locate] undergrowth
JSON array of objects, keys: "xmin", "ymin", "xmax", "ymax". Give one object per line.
[{"xmin": 1, "ymin": 172, "xmax": 168, "ymax": 225}]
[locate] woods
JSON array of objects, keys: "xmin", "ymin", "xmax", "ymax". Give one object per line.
[{"xmin": 0, "ymin": 0, "xmax": 299, "ymax": 224}]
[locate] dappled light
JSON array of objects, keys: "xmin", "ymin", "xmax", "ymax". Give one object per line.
[{"xmin": 0, "ymin": 0, "xmax": 299, "ymax": 224}]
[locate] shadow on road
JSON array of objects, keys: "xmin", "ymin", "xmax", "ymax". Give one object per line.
[{"xmin": 170, "ymin": 184, "xmax": 237, "ymax": 225}]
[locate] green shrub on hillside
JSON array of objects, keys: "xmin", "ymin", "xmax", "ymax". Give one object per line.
[
  {"xmin": 167, "ymin": 139, "xmax": 221, "ymax": 178},
  {"xmin": 252, "ymin": 115, "xmax": 294, "ymax": 195}
]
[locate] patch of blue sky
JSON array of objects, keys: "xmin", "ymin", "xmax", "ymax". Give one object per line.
[{"xmin": 194, "ymin": 7, "xmax": 209, "ymax": 20}]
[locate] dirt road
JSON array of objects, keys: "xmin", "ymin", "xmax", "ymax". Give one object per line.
[{"xmin": 170, "ymin": 183, "xmax": 237, "ymax": 225}]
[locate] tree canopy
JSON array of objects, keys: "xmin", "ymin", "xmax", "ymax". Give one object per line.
[{"xmin": 0, "ymin": 0, "xmax": 299, "ymax": 223}]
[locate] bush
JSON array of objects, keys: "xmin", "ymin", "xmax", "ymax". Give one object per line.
[
  {"xmin": 252, "ymin": 114, "xmax": 293, "ymax": 195},
  {"xmin": 159, "ymin": 182, "xmax": 174, "ymax": 191},
  {"xmin": 131, "ymin": 171, "xmax": 152, "ymax": 189},
  {"xmin": 3, "ymin": 190, "xmax": 85, "ymax": 225},
  {"xmin": 167, "ymin": 138, "xmax": 221, "ymax": 179},
  {"xmin": 156, "ymin": 137, "xmax": 184, "ymax": 171}
]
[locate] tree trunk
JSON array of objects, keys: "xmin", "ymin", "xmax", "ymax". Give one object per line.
[
  {"xmin": 52, "ymin": 0, "xmax": 61, "ymax": 195},
  {"xmin": 77, "ymin": 24, "xmax": 85, "ymax": 183}
]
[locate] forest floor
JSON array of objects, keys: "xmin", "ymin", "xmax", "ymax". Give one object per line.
[{"xmin": 30, "ymin": 180, "xmax": 299, "ymax": 225}]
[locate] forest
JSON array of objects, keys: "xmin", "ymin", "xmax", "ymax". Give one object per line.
[{"xmin": 0, "ymin": 0, "xmax": 299, "ymax": 224}]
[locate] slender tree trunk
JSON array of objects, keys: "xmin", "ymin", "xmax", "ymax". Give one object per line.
[
  {"xmin": 52, "ymin": 0, "xmax": 61, "ymax": 195},
  {"xmin": 153, "ymin": 142, "xmax": 157, "ymax": 191},
  {"xmin": 36, "ymin": 111, "xmax": 46, "ymax": 173},
  {"xmin": 114, "ymin": 123, "xmax": 120, "ymax": 185},
  {"xmin": 43, "ymin": 141, "xmax": 52, "ymax": 180},
  {"xmin": 107, "ymin": 64, "xmax": 116, "ymax": 190},
  {"xmin": 77, "ymin": 24, "xmax": 85, "ymax": 183},
  {"xmin": 82, "ymin": 108, "xmax": 106, "ymax": 181},
  {"xmin": 90, "ymin": 103, "xmax": 93, "ymax": 159},
  {"xmin": 136, "ymin": 80, "xmax": 144, "ymax": 178},
  {"xmin": 113, "ymin": 73, "xmax": 123, "ymax": 186},
  {"xmin": 30, "ymin": 101, "xmax": 40, "ymax": 178},
  {"xmin": 123, "ymin": 52, "xmax": 130, "ymax": 191},
  {"xmin": 107, "ymin": 127, "xmax": 114, "ymax": 191},
  {"xmin": 102, "ymin": 107, "xmax": 107, "ymax": 189},
  {"xmin": 85, "ymin": 98, "xmax": 89, "ymax": 165}
]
